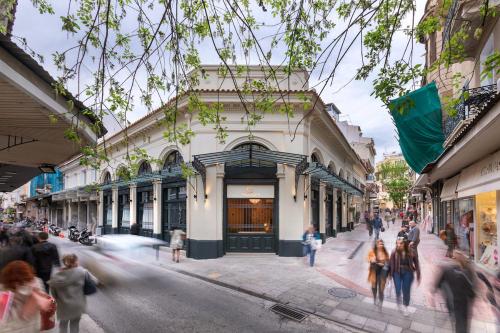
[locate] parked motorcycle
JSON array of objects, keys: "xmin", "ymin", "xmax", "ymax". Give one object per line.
[
  {"xmin": 68, "ymin": 226, "xmax": 80, "ymax": 242},
  {"xmin": 48, "ymin": 224, "xmax": 61, "ymax": 236},
  {"xmin": 78, "ymin": 228, "xmax": 94, "ymax": 246}
]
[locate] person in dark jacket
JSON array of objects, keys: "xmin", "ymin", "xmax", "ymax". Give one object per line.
[
  {"xmin": 0, "ymin": 235, "xmax": 35, "ymax": 271},
  {"xmin": 372, "ymin": 213, "xmax": 383, "ymax": 240},
  {"xmin": 433, "ymin": 253, "xmax": 476, "ymax": 333},
  {"xmin": 0, "ymin": 225, "xmax": 9, "ymax": 246},
  {"xmin": 32, "ymin": 231, "xmax": 60, "ymax": 292},
  {"xmin": 397, "ymin": 226, "xmax": 408, "ymax": 241},
  {"xmin": 130, "ymin": 223, "xmax": 140, "ymax": 235}
]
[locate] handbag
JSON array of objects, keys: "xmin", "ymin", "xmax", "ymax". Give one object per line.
[
  {"xmin": 381, "ymin": 226, "xmax": 385, "ymax": 232},
  {"xmin": 83, "ymin": 272, "xmax": 97, "ymax": 295},
  {"xmin": 36, "ymin": 291, "xmax": 56, "ymax": 331}
]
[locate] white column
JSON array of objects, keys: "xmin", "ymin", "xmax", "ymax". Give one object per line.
[
  {"xmin": 153, "ymin": 180, "xmax": 162, "ymax": 237},
  {"xmin": 319, "ymin": 183, "xmax": 326, "ymax": 236},
  {"xmin": 97, "ymin": 191, "xmax": 104, "ymax": 227},
  {"xmin": 68, "ymin": 201, "xmax": 73, "ymax": 227},
  {"xmin": 215, "ymin": 164, "xmax": 225, "ymax": 243},
  {"xmin": 86, "ymin": 199, "xmax": 90, "ymax": 229},
  {"xmin": 63, "ymin": 201, "xmax": 67, "ymax": 228},
  {"xmin": 112, "ymin": 187, "xmax": 118, "ymax": 231},
  {"xmin": 129, "ymin": 184, "xmax": 137, "ymax": 226}
]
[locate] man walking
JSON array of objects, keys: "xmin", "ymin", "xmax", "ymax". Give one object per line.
[
  {"xmin": 373, "ymin": 213, "xmax": 383, "ymax": 240},
  {"xmin": 32, "ymin": 231, "xmax": 60, "ymax": 292},
  {"xmin": 365, "ymin": 211, "xmax": 373, "ymax": 237},
  {"xmin": 408, "ymin": 220, "xmax": 420, "ymax": 253}
]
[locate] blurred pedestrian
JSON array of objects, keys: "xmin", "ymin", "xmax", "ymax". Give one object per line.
[
  {"xmin": 302, "ymin": 225, "xmax": 321, "ymax": 267},
  {"xmin": 433, "ymin": 253, "xmax": 476, "ymax": 333},
  {"xmin": 408, "ymin": 220, "xmax": 420, "ymax": 253},
  {"xmin": 373, "ymin": 213, "xmax": 383, "ymax": 240},
  {"xmin": 170, "ymin": 227, "xmax": 186, "ymax": 263},
  {"xmin": 0, "ymin": 236, "xmax": 35, "ymax": 271},
  {"xmin": 0, "ymin": 225, "xmax": 8, "ymax": 247},
  {"xmin": 445, "ymin": 223, "xmax": 457, "ymax": 258},
  {"xmin": 364, "ymin": 211, "xmax": 373, "ymax": 237},
  {"xmin": 384, "ymin": 210, "xmax": 391, "ymax": 230},
  {"xmin": 397, "ymin": 225, "xmax": 408, "ymax": 241},
  {"xmin": 31, "ymin": 231, "xmax": 60, "ymax": 292},
  {"xmin": 368, "ymin": 239, "xmax": 390, "ymax": 307},
  {"xmin": 0, "ymin": 260, "xmax": 51, "ymax": 333},
  {"xmin": 390, "ymin": 239, "xmax": 421, "ymax": 316},
  {"xmin": 130, "ymin": 223, "xmax": 139, "ymax": 235},
  {"xmin": 49, "ymin": 254, "xmax": 98, "ymax": 333}
]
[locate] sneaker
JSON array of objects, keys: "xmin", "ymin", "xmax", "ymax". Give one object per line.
[{"xmin": 403, "ymin": 307, "xmax": 410, "ymax": 316}]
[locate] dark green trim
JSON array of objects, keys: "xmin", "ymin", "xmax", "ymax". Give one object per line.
[
  {"xmin": 186, "ymin": 239, "xmax": 224, "ymax": 259},
  {"xmin": 278, "ymin": 240, "xmax": 303, "ymax": 257}
]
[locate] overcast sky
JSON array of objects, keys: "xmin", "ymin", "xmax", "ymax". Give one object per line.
[{"xmin": 12, "ymin": 0, "xmax": 426, "ymax": 161}]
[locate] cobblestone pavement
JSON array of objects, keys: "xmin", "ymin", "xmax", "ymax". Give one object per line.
[{"xmin": 145, "ymin": 221, "xmax": 499, "ymax": 333}]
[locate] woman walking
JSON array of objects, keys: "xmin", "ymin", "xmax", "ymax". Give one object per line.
[
  {"xmin": 0, "ymin": 260, "xmax": 51, "ymax": 333},
  {"xmin": 445, "ymin": 223, "xmax": 457, "ymax": 258},
  {"xmin": 49, "ymin": 254, "xmax": 98, "ymax": 333},
  {"xmin": 367, "ymin": 239, "xmax": 390, "ymax": 307},
  {"xmin": 390, "ymin": 239, "xmax": 421, "ymax": 316},
  {"xmin": 302, "ymin": 225, "xmax": 321, "ymax": 267},
  {"xmin": 170, "ymin": 227, "xmax": 186, "ymax": 263}
]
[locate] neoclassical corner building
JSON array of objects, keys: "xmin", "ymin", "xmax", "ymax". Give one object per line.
[{"xmin": 89, "ymin": 66, "xmax": 368, "ymax": 259}]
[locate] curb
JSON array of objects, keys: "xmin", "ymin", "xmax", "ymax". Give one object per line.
[{"xmin": 157, "ymin": 263, "xmax": 369, "ymax": 332}]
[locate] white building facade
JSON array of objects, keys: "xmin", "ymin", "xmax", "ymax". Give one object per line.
[{"xmin": 67, "ymin": 66, "xmax": 369, "ymax": 259}]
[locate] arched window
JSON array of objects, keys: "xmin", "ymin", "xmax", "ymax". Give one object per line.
[
  {"xmin": 163, "ymin": 151, "xmax": 183, "ymax": 169},
  {"xmin": 338, "ymin": 169, "xmax": 344, "ymax": 180},
  {"xmin": 138, "ymin": 161, "xmax": 152, "ymax": 175},
  {"xmin": 103, "ymin": 172, "xmax": 111, "ymax": 184},
  {"xmin": 311, "ymin": 153, "xmax": 320, "ymax": 163},
  {"xmin": 228, "ymin": 143, "xmax": 272, "ymax": 168}
]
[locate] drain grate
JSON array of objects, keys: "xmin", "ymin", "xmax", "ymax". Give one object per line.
[
  {"xmin": 270, "ymin": 303, "xmax": 308, "ymax": 322},
  {"xmin": 328, "ymin": 287, "xmax": 357, "ymax": 299}
]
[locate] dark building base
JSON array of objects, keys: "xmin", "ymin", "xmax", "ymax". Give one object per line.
[
  {"xmin": 187, "ymin": 239, "xmax": 224, "ymax": 259},
  {"xmin": 320, "ymin": 233, "xmax": 326, "ymax": 243},
  {"xmin": 153, "ymin": 233, "xmax": 162, "ymax": 240},
  {"xmin": 332, "ymin": 229, "xmax": 337, "ymax": 238},
  {"xmin": 278, "ymin": 240, "xmax": 303, "ymax": 257},
  {"xmin": 112, "ymin": 227, "xmax": 118, "ymax": 234}
]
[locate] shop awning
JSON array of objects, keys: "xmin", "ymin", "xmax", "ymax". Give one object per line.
[
  {"xmin": 101, "ymin": 165, "xmax": 184, "ymax": 190},
  {"xmin": 440, "ymin": 174, "xmax": 460, "ymax": 201},
  {"xmin": 303, "ymin": 162, "xmax": 364, "ymax": 196},
  {"xmin": 192, "ymin": 149, "xmax": 308, "ymax": 201}
]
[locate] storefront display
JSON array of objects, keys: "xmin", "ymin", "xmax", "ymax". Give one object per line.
[
  {"xmin": 457, "ymin": 198, "xmax": 474, "ymax": 256},
  {"xmin": 475, "ymin": 191, "xmax": 498, "ymax": 270}
]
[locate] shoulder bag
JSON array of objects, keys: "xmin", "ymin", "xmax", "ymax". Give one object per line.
[{"xmin": 83, "ymin": 271, "xmax": 97, "ymax": 295}]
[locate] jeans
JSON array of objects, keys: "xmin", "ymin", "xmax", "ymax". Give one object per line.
[
  {"xmin": 374, "ymin": 228, "xmax": 381, "ymax": 240},
  {"xmin": 303, "ymin": 244, "xmax": 317, "ymax": 267},
  {"xmin": 59, "ymin": 317, "xmax": 81, "ymax": 333},
  {"xmin": 393, "ymin": 270, "xmax": 414, "ymax": 306},
  {"xmin": 371, "ymin": 266, "xmax": 387, "ymax": 304}
]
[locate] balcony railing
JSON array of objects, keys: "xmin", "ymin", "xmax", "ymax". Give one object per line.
[{"xmin": 443, "ymin": 84, "xmax": 497, "ymax": 139}]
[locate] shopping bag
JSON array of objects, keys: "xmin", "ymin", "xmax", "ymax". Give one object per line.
[{"xmin": 0, "ymin": 291, "xmax": 13, "ymax": 322}]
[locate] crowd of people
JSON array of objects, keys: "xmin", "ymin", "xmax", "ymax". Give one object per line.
[
  {"xmin": 0, "ymin": 223, "xmax": 97, "ymax": 333},
  {"xmin": 364, "ymin": 209, "xmax": 499, "ymax": 333}
]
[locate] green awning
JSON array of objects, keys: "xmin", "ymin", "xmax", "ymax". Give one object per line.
[
  {"xmin": 100, "ymin": 166, "xmax": 183, "ymax": 190},
  {"xmin": 389, "ymin": 82, "xmax": 445, "ymax": 173},
  {"xmin": 304, "ymin": 162, "xmax": 364, "ymax": 195}
]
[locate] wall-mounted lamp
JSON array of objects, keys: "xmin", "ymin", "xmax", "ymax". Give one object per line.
[
  {"xmin": 204, "ymin": 194, "xmax": 208, "ymax": 200},
  {"xmin": 194, "ymin": 194, "xmax": 198, "ymax": 200},
  {"xmin": 304, "ymin": 194, "xmax": 308, "ymax": 200},
  {"xmin": 293, "ymin": 195, "xmax": 297, "ymax": 201},
  {"xmin": 153, "ymin": 197, "xmax": 157, "ymax": 201}
]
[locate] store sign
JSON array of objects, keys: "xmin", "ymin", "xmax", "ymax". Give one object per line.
[
  {"xmin": 457, "ymin": 149, "xmax": 500, "ymax": 198},
  {"xmin": 227, "ymin": 185, "xmax": 274, "ymax": 199}
]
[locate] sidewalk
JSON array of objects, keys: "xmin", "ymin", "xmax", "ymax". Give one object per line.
[{"xmin": 145, "ymin": 223, "xmax": 498, "ymax": 333}]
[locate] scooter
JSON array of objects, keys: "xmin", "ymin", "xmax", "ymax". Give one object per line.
[
  {"xmin": 78, "ymin": 228, "xmax": 93, "ymax": 246},
  {"xmin": 68, "ymin": 226, "xmax": 80, "ymax": 242},
  {"xmin": 48, "ymin": 224, "xmax": 61, "ymax": 236}
]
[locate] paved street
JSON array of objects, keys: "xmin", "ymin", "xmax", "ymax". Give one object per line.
[
  {"xmin": 48, "ymin": 218, "xmax": 499, "ymax": 333},
  {"xmin": 53, "ymin": 237, "xmax": 357, "ymax": 333}
]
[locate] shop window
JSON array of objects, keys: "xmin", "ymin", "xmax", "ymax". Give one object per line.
[
  {"xmin": 227, "ymin": 198, "xmax": 273, "ymax": 233},
  {"xmin": 457, "ymin": 198, "xmax": 474, "ymax": 255},
  {"xmin": 138, "ymin": 161, "xmax": 152, "ymax": 175},
  {"xmin": 476, "ymin": 191, "xmax": 497, "ymax": 269}
]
